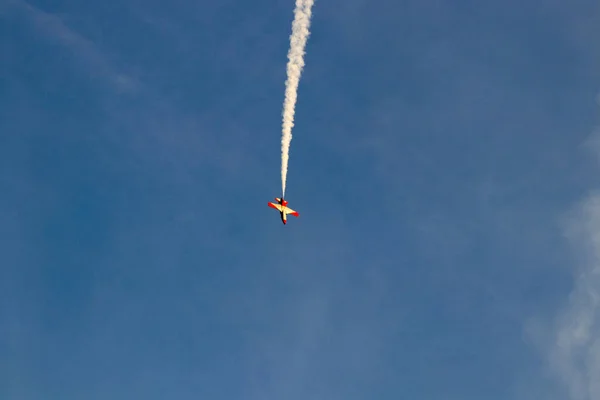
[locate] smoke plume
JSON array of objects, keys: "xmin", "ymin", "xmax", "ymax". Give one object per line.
[{"xmin": 280, "ymin": 0, "xmax": 315, "ymax": 197}]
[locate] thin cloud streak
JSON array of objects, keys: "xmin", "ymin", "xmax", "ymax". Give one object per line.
[
  {"xmin": 6, "ymin": 0, "xmax": 138, "ymax": 93},
  {"xmin": 532, "ymin": 108, "xmax": 600, "ymax": 400}
]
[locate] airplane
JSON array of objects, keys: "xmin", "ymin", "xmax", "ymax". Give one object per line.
[{"xmin": 267, "ymin": 197, "xmax": 299, "ymax": 225}]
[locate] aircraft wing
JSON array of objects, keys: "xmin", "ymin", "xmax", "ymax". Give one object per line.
[
  {"xmin": 268, "ymin": 202, "xmax": 283, "ymax": 211},
  {"xmin": 283, "ymin": 207, "xmax": 299, "ymax": 217}
]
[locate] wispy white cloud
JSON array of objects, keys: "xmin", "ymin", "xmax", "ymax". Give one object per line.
[
  {"xmin": 553, "ymin": 195, "xmax": 600, "ymax": 400},
  {"xmin": 528, "ymin": 103, "xmax": 600, "ymax": 400},
  {"xmin": 5, "ymin": 0, "xmax": 138, "ymax": 93}
]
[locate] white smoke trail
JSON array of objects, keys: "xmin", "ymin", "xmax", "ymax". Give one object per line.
[{"xmin": 281, "ymin": 0, "xmax": 315, "ymax": 198}]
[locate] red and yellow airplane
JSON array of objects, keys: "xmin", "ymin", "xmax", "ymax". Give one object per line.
[{"xmin": 267, "ymin": 197, "xmax": 299, "ymax": 225}]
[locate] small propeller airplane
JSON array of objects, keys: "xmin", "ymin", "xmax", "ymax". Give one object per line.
[{"xmin": 267, "ymin": 197, "xmax": 299, "ymax": 225}]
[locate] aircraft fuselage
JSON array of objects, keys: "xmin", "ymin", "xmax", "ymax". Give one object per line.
[{"xmin": 268, "ymin": 197, "xmax": 298, "ymax": 225}]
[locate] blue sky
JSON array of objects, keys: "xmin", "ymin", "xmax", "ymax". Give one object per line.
[{"xmin": 1, "ymin": 0, "xmax": 599, "ymax": 399}]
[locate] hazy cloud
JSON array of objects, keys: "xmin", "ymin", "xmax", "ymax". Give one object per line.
[
  {"xmin": 530, "ymin": 103, "xmax": 600, "ymax": 400},
  {"xmin": 5, "ymin": 0, "xmax": 138, "ymax": 93}
]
